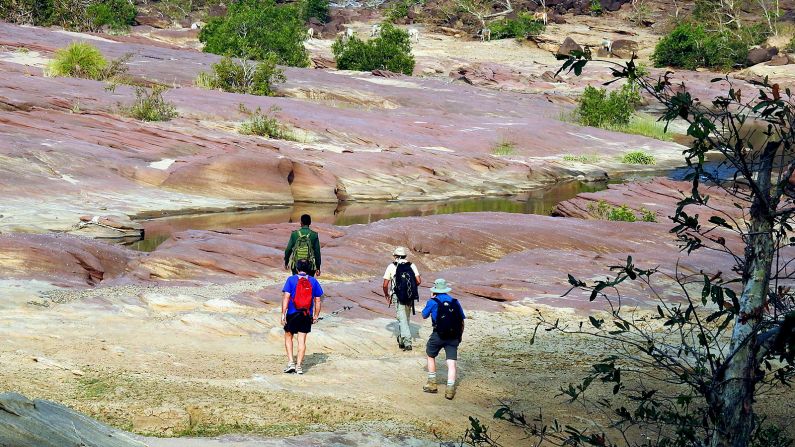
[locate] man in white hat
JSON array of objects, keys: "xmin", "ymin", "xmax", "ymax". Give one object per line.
[{"xmin": 382, "ymin": 246, "xmax": 422, "ymax": 351}]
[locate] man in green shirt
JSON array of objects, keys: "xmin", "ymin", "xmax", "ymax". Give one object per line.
[{"xmin": 284, "ymin": 214, "xmax": 322, "ymax": 277}]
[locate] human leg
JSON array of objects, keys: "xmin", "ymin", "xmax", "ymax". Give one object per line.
[
  {"xmin": 296, "ymin": 332, "xmax": 308, "ymax": 370},
  {"xmin": 396, "ymin": 302, "xmax": 412, "ymax": 349},
  {"xmin": 283, "ymin": 331, "xmax": 295, "ymax": 373}
]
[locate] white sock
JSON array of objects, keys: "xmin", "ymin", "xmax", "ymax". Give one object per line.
[
  {"xmin": 447, "ymin": 379, "xmax": 455, "ymax": 387},
  {"xmin": 428, "ymin": 372, "xmax": 436, "ymax": 381}
]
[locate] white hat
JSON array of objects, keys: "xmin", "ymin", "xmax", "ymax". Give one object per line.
[{"xmin": 393, "ymin": 246, "xmax": 408, "ymax": 257}]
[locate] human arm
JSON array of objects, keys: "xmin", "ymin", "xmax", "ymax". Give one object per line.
[
  {"xmin": 313, "ymin": 296, "xmax": 322, "ymax": 323},
  {"xmin": 284, "ymin": 231, "xmax": 296, "ymax": 269},
  {"xmin": 421, "ymin": 299, "xmax": 435, "ymax": 320},
  {"xmin": 281, "ymin": 291, "xmax": 291, "ymax": 324},
  {"xmin": 312, "ymin": 231, "xmax": 321, "ymax": 275},
  {"xmin": 382, "ymin": 279, "xmax": 391, "ymax": 306}
]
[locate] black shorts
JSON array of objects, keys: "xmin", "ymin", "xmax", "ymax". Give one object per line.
[
  {"xmin": 284, "ymin": 312, "xmax": 313, "ymax": 334},
  {"xmin": 426, "ymin": 331, "xmax": 460, "ymax": 360}
]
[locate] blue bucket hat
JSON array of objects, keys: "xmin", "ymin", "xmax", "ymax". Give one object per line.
[{"xmin": 430, "ymin": 278, "xmax": 452, "ymax": 294}]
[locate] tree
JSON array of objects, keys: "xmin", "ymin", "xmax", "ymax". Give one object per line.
[
  {"xmin": 199, "ymin": 0, "xmax": 309, "ymax": 68},
  {"xmin": 457, "ymin": 55, "xmax": 795, "ymax": 447},
  {"xmin": 332, "ymin": 23, "xmax": 415, "ymax": 75},
  {"xmin": 452, "ymin": 0, "xmax": 512, "ymax": 29}
]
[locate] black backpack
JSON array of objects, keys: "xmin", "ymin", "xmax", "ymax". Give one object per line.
[
  {"xmin": 393, "ymin": 262, "xmax": 419, "ymax": 308},
  {"xmin": 433, "ymin": 297, "xmax": 464, "ymax": 340}
]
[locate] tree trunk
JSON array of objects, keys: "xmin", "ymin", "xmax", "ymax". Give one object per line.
[{"xmin": 710, "ymin": 153, "xmax": 776, "ymax": 447}]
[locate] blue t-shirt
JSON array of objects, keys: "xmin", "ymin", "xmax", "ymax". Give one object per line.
[
  {"xmin": 421, "ymin": 293, "xmax": 466, "ymax": 323},
  {"xmin": 282, "ymin": 274, "xmax": 324, "ymax": 315}
]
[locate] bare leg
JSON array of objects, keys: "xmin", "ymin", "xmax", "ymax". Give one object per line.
[
  {"xmin": 284, "ymin": 332, "xmax": 294, "ymax": 364},
  {"xmin": 297, "ymin": 332, "xmax": 308, "ymax": 366},
  {"xmin": 446, "ymin": 359, "xmax": 457, "ymax": 384},
  {"xmin": 427, "ymin": 356, "xmax": 436, "ymax": 374}
]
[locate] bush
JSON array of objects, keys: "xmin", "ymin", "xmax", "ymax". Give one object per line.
[
  {"xmin": 587, "ymin": 201, "xmax": 651, "ymax": 222},
  {"xmin": 589, "ymin": 0, "xmax": 603, "ymax": 15},
  {"xmin": 303, "ymin": 0, "xmax": 329, "ymax": 23},
  {"xmin": 607, "ymin": 204, "xmax": 637, "ymax": 222},
  {"xmin": 492, "ymin": 140, "xmax": 515, "ymax": 155},
  {"xmin": 0, "ymin": 0, "xmax": 54, "ymax": 25},
  {"xmin": 332, "ymin": 23, "xmax": 415, "ymax": 75},
  {"xmin": 487, "ymin": 13, "xmax": 544, "ymax": 40},
  {"xmin": 86, "ymin": 0, "xmax": 136, "ymax": 32},
  {"xmin": 239, "ymin": 106, "xmax": 296, "ymax": 140},
  {"xmin": 195, "ymin": 55, "xmax": 286, "ymax": 96},
  {"xmin": 46, "ymin": 42, "xmax": 108, "ymax": 80},
  {"xmin": 385, "ymin": 0, "xmax": 419, "ymax": 23},
  {"xmin": 652, "ymin": 22, "xmax": 766, "ymax": 70},
  {"xmin": 122, "ymin": 86, "xmax": 178, "ymax": 122},
  {"xmin": 576, "ymin": 83, "xmax": 640, "ymax": 128},
  {"xmin": 199, "ymin": 0, "xmax": 309, "ymax": 67},
  {"xmin": 640, "ymin": 207, "xmax": 657, "ymax": 222},
  {"xmin": 621, "ymin": 150, "xmax": 656, "ymax": 165}
]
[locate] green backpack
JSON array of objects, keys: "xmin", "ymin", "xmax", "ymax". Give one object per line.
[{"xmin": 289, "ymin": 229, "xmax": 316, "ymax": 271}]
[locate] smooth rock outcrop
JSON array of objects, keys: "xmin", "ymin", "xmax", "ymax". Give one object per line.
[{"xmin": 0, "ymin": 392, "xmax": 145, "ymax": 447}]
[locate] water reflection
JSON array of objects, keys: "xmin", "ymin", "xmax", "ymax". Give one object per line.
[{"xmin": 127, "ymin": 180, "xmax": 606, "ymax": 252}]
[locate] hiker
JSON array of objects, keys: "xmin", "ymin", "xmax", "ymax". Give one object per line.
[
  {"xmin": 284, "ymin": 214, "xmax": 321, "ymax": 277},
  {"xmin": 422, "ymin": 278, "xmax": 465, "ymax": 400},
  {"xmin": 382, "ymin": 246, "xmax": 422, "ymax": 351},
  {"xmin": 281, "ymin": 259, "xmax": 324, "ymax": 375}
]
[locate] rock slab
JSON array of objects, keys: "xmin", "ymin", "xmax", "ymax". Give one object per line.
[{"xmin": 0, "ymin": 392, "xmax": 145, "ymax": 447}]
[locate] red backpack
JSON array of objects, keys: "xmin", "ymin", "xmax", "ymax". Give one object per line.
[{"xmin": 293, "ymin": 276, "xmax": 313, "ymax": 315}]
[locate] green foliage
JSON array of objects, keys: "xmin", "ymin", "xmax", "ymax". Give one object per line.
[
  {"xmin": 621, "ymin": 150, "xmax": 656, "ymax": 165},
  {"xmin": 86, "ymin": 0, "xmax": 136, "ymax": 32},
  {"xmin": 332, "ymin": 23, "xmax": 415, "ymax": 75},
  {"xmin": 239, "ymin": 106, "xmax": 297, "ymax": 140},
  {"xmin": 613, "ymin": 114, "xmax": 672, "ymax": 141},
  {"xmin": 195, "ymin": 55, "xmax": 285, "ymax": 96},
  {"xmin": 302, "ymin": 0, "xmax": 329, "ymax": 23},
  {"xmin": 385, "ymin": 0, "xmax": 419, "ymax": 22},
  {"xmin": 491, "ymin": 140, "xmax": 515, "ymax": 156},
  {"xmin": 487, "ymin": 12, "xmax": 544, "ymax": 40},
  {"xmin": 640, "ymin": 207, "xmax": 657, "ymax": 222},
  {"xmin": 787, "ymin": 35, "xmax": 795, "ymax": 53},
  {"xmin": 122, "ymin": 86, "xmax": 178, "ymax": 122},
  {"xmin": 562, "ymin": 154, "xmax": 600, "ymax": 163},
  {"xmin": 199, "ymin": 0, "xmax": 309, "ymax": 67},
  {"xmin": 46, "ymin": 42, "xmax": 108, "ymax": 80},
  {"xmin": 0, "ymin": 0, "xmax": 54, "ymax": 25},
  {"xmin": 576, "ymin": 83, "xmax": 640, "ymax": 128},
  {"xmin": 607, "ymin": 204, "xmax": 637, "ymax": 222},
  {"xmin": 652, "ymin": 22, "xmax": 767, "ymax": 70},
  {"xmin": 589, "ymin": 0, "xmax": 602, "ymax": 15}
]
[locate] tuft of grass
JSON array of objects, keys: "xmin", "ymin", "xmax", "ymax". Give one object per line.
[
  {"xmin": 607, "ymin": 114, "xmax": 673, "ymax": 141},
  {"xmin": 492, "ymin": 140, "xmax": 516, "ymax": 156},
  {"xmin": 640, "ymin": 207, "xmax": 657, "ymax": 222},
  {"xmin": 46, "ymin": 42, "xmax": 108, "ymax": 80},
  {"xmin": 562, "ymin": 153, "xmax": 600, "ymax": 163},
  {"xmin": 588, "ymin": 200, "xmax": 654, "ymax": 222},
  {"xmin": 621, "ymin": 150, "xmax": 656, "ymax": 165},
  {"xmin": 239, "ymin": 106, "xmax": 297, "ymax": 141},
  {"xmin": 121, "ymin": 86, "xmax": 178, "ymax": 122},
  {"xmin": 78, "ymin": 376, "xmax": 112, "ymax": 399}
]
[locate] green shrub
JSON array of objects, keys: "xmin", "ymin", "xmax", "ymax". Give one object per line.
[
  {"xmin": 640, "ymin": 207, "xmax": 657, "ymax": 222},
  {"xmin": 562, "ymin": 154, "xmax": 600, "ymax": 163},
  {"xmin": 199, "ymin": 0, "xmax": 309, "ymax": 67},
  {"xmin": 86, "ymin": 0, "xmax": 136, "ymax": 32},
  {"xmin": 122, "ymin": 86, "xmax": 179, "ymax": 122},
  {"xmin": 332, "ymin": 23, "xmax": 415, "ymax": 75},
  {"xmin": 46, "ymin": 42, "xmax": 108, "ymax": 80},
  {"xmin": 621, "ymin": 150, "xmax": 656, "ymax": 165},
  {"xmin": 487, "ymin": 12, "xmax": 544, "ymax": 40},
  {"xmin": 386, "ymin": 0, "xmax": 419, "ymax": 22},
  {"xmin": 590, "ymin": 0, "xmax": 603, "ymax": 15},
  {"xmin": 492, "ymin": 140, "xmax": 515, "ymax": 156},
  {"xmin": 239, "ymin": 106, "xmax": 296, "ymax": 140},
  {"xmin": 576, "ymin": 83, "xmax": 640, "ymax": 128},
  {"xmin": 195, "ymin": 55, "xmax": 285, "ymax": 96},
  {"xmin": 608, "ymin": 204, "xmax": 637, "ymax": 222},
  {"xmin": 787, "ymin": 36, "xmax": 795, "ymax": 53},
  {"xmin": 303, "ymin": 0, "xmax": 329, "ymax": 23},
  {"xmin": 0, "ymin": 0, "xmax": 54, "ymax": 25},
  {"xmin": 652, "ymin": 22, "xmax": 766, "ymax": 70}
]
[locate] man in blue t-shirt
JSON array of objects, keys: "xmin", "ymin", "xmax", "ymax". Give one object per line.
[
  {"xmin": 421, "ymin": 278, "xmax": 466, "ymax": 400},
  {"xmin": 281, "ymin": 259, "xmax": 324, "ymax": 375}
]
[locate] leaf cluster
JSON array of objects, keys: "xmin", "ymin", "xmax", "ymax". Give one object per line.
[{"xmin": 332, "ymin": 23, "xmax": 415, "ymax": 75}]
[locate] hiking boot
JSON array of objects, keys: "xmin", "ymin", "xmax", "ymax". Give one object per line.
[
  {"xmin": 397, "ymin": 336, "xmax": 404, "ymax": 350},
  {"xmin": 423, "ymin": 380, "xmax": 438, "ymax": 394},
  {"xmin": 445, "ymin": 384, "xmax": 456, "ymax": 400},
  {"xmin": 403, "ymin": 345, "xmax": 412, "ymax": 351},
  {"xmin": 296, "ymin": 365, "xmax": 304, "ymax": 375},
  {"xmin": 283, "ymin": 363, "xmax": 296, "ymax": 374}
]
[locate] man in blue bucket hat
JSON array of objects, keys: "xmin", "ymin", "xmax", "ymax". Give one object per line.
[{"xmin": 421, "ymin": 278, "xmax": 466, "ymax": 400}]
